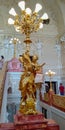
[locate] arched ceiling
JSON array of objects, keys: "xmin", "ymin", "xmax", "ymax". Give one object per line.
[
  {"xmin": 0, "ymin": 0, "xmax": 65, "ymax": 37},
  {"xmin": 43, "ymin": 0, "xmax": 65, "ymax": 36}
]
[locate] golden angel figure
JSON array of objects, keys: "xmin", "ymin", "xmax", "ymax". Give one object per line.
[{"xmin": 19, "ymin": 50, "xmax": 45, "ymax": 114}]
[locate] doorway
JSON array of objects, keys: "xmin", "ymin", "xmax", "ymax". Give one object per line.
[{"xmin": 45, "ymin": 81, "xmax": 58, "ymax": 94}]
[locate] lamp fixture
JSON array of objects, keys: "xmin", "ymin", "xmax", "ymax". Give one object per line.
[
  {"xmin": 8, "ymin": 1, "xmax": 49, "ymax": 50},
  {"xmin": 45, "ymin": 70, "xmax": 56, "ymax": 91},
  {"xmin": 10, "ymin": 37, "xmax": 21, "ymax": 58},
  {"xmin": 8, "ymin": 1, "xmax": 49, "ymax": 115},
  {"xmin": 45, "ymin": 69, "xmax": 55, "ymax": 77}
]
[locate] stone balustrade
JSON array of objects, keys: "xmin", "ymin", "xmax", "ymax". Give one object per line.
[{"xmin": 41, "ymin": 92, "xmax": 65, "ymax": 112}]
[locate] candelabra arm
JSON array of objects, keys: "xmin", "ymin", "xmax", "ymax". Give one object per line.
[{"xmin": 13, "ymin": 40, "xmax": 16, "ymax": 58}]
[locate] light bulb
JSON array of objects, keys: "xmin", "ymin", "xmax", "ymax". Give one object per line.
[
  {"xmin": 35, "ymin": 3, "xmax": 42, "ymax": 13},
  {"xmin": 26, "ymin": 8, "xmax": 32, "ymax": 14},
  {"xmin": 17, "ymin": 38, "xmax": 19, "ymax": 41},
  {"xmin": 8, "ymin": 18, "xmax": 14, "ymax": 24},
  {"xmin": 19, "ymin": 41, "xmax": 21, "ymax": 43},
  {"xmin": 18, "ymin": 1, "xmax": 25, "ymax": 10},
  {"xmin": 41, "ymin": 13, "xmax": 48, "ymax": 20},
  {"xmin": 11, "ymin": 38, "xmax": 13, "ymax": 41},
  {"xmin": 39, "ymin": 23, "xmax": 43, "ymax": 29},
  {"xmin": 10, "ymin": 40, "xmax": 12, "ymax": 43},
  {"xmin": 15, "ymin": 27, "xmax": 20, "ymax": 32},
  {"xmin": 49, "ymin": 70, "xmax": 51, "ymax": 73},
  {"xmin": 9, "ymin": 8, "xmax": 17, "ymax": 16},
  {"xmin": 45, "ymin": 72, "xmax": 48, "ymax": 75},
  {"xmin": 14, "ymin": 38, "xmax": 17, "ymax": 40}
]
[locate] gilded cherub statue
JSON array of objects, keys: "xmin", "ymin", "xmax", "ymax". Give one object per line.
[{"xmin": 19, "ymin": 50, "xmax": 45, "ymax": 114}]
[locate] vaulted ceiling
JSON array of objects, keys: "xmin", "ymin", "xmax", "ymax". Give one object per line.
[{"xmin": 0, "ymin": 0, "xmax": 65, "ymax": 36}]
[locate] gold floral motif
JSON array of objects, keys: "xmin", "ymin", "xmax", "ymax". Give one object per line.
[{"xmin": 53, "ymin": 94, "xmax": 65, "ymax": 109}]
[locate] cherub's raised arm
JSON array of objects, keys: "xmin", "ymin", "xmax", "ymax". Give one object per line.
[{"xmin": 40, "ymin": 63, "xmax": 46, "ymax": 67}]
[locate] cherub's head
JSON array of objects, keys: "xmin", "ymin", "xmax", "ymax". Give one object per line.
[{"xmin": 32, "ymin": 55, "xmax": 38, "ymax": 62}]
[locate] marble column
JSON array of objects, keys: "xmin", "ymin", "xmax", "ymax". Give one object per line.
[{"xmin": 36, "ymin": 40, "xmax": 43, "ymax": 112}]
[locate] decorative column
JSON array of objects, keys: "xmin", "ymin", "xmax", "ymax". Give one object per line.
[
  {"xmin": 60, "ymin": 40, "xmax": 65, "ymax": 86},
  {"xmin": 10, "ymin": 37, "xmax": 20, "ymax": 58},
  {"xmin": 56, "ymin": 35, "xmax": 65, "ymax": 90},
  {"xmin": 37, "ymin": 40, "xmax": 43, "ymax": 64},
  {"xmin": 55, "ymin": 40, "xmax": 62, "ymax": 93},
  {"xmin": 36, "ymin": 40, "xmax": 44, "ymax": 112}
]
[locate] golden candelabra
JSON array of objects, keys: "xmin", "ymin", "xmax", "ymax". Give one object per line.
[
  {"xmin": 45, "ymin": 70, "xmax": 55, "ymax": 91},
  {"xmin": 8, "ymin": 1, "xmax": 49, "ymax": 51},
  {"xmin": 8, "ymin": 1, "xmax": 49, "ymax": 115},
  {"xmin": 10, "ymin": 38, "xmax": 20, "ymax": 58}
]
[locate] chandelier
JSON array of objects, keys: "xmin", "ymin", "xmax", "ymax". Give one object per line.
[{"xmin": 8, "ymin": 1, "xmax": 49, "ymax": 50}]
